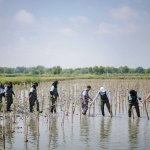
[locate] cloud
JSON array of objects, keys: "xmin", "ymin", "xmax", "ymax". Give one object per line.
[
  {"xmin": 60, "ymin": 28, "xmax": 77, "ymax": 36},
  {"xmin": 110, "ymin": 6, "xmax": 138, "ymax": 22},
  {"xmin": 14, "ymin": 9, "xmax": 35, "ymax": 24},
  {"xmin": 69, "ymin": 16, "xmax": 88, "ymax": 23},
  {"xmin": 98, "ymin": 22, "xmax": 137, "ymax": 36}
]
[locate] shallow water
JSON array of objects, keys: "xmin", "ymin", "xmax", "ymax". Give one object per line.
[
  {"xmin": 0, "ymin": 79, "xmax": 150, "ymax": 150},
  {"xmin": 0, "ymin": 106, "xmax": 150, "ymax": 150}
]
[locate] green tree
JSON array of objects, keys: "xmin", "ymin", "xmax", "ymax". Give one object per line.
[
  {"xmin": 145, "ymin": 68, "xmax": 150, "ymax": 74},
  {"xmin": 93, "ymin": 66, "xmax": 99, "ymax": 75},
  {"xmin": 4, "ymin": 68, "xmax": 13, "ymax": 74},
  {"xmin": 135, "ymin": 67, "xmax": 145, "ymax": 74},
  {"xmin": 0, "ymin": 67, "xmax": 4, "ymax": 73},
  {"xmin": 16, "ymin": 66, "xmax": 26, "ymax": 73},
  {"xmin": 120, "ymin": 66, "xmax": 129, "ymax": 73},
  {"xmin": 31, "ymin": 70, "xmax": 39, "ymax": 75},
  {"xmin": 52, "ymin": 66, "xmax": 62, "ymax": 75},
  {"xmin": 99, "ymin": 66, "xmax": 105, "ymax": 74},
  {"xmin": 89, "ymin": 67, "xmax": 93, "ymax": 74}
]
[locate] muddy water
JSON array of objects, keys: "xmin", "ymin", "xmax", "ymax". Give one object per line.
[
  {"xmin": 0, "ymin": 106, "xmax": 150, "ymax": 150},
  {"xmin": 0, "ymin": 79, "xmax": 150, "ymax": 150}
]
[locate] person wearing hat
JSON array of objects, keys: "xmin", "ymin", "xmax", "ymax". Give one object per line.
[
  {"xmin": 4, "ymin": 82, "xmax": 15, "ymax": 112},
  {"xmin": 29, "ymin": 82, "xmax": 42, "ymax": 113},
  {"xmin": 91, "ymin": 87, "xmax": 111, "ymax": 116},
  {"xmin": 50, "ymin": 80, "xmax": 59, "ymax": 113},
  {"xmin": 0, "ymin": 84, "xmax": 5, "ymax": 111},
  {"xmin": 128, "ymin": 89, "xmax": 142, "ymax": 118},
  {"xmin": 80, "ymin": 85, "xmax": 93, "ymax": 115}
]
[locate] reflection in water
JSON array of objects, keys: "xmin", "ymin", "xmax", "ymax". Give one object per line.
[
  {"xmin": 80, "ymin": 116, "xmax": 90, "ymax": 148},
  {"xmin": 128, "ymin": 119, "xmax": 140, "ymax": 149},
  {"xmin": 49, "ymin": 115, "xmax": 58, "ymax": 149},
  {"xmin": 100, "ymin": 117, "xmax": 112, "ymax": 149},
  {"xmin": 5, "ymin": 117, "xmax": 13, "ymax": 150}
]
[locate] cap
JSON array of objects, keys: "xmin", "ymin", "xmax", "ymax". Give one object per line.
[{"xmin": 100, "ymin": 87, "xmax": 106, "ymax": 92}]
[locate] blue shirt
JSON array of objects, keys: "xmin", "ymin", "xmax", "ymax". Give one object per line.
[{"xmin": 128, "ymin": 93, "xmax": 141, "ymax": 100}]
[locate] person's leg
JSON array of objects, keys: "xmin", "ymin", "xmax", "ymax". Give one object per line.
[
  {"xmin": 106, "ymin": 101, "xmax": 110, "ymax": 113},
  {"xmin": 101, "ymin": 101, "xmax": 105, "ymax": 116},
  {"xmin": 29, "ymin": 99, "xmax": 34, "ymax": 112},
  {"xmin": 84, "ymin": 101, "xmax": 88, "ymax": 114},
  {"xmin": 51, "ymin": 98, "xmax": 54, "ymax": 113},
  {"xmin": 82, "ymin": 102, "xmax": 88, "ymax": 115},
  {"xmin": 135, "ymin": 103, "xmax": 140, "ymax": 117},
  {"xmin": 128, "ymin": 104, "xmax": 132, "ymax": 117},
  {"xmin": 7, "ymin": 97, "xmax": 11, "ymax": 111},
  {"xmin": 53, "ymin": 99, "xmax": 57, "ymax": 113},
  {"xmin": 36, "ymin": 100, "xmax": 39, "ymax": 111}
]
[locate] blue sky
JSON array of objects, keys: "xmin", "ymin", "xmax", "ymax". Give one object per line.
[{"xmin": 0, "ymin": 0, "xmax": 150, "ymax": 68}]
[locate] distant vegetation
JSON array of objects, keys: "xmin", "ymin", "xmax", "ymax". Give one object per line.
[{"xmin": 0, "ymin": 65, "xmax": 150, "ymax": 75}]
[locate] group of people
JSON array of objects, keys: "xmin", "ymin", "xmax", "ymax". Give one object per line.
[
  {"xmin": 80, "ymin": 85, "xmax": 147, "ymax": 118},
  {"xmin": 0, "ymin": 80, "xmax": 150, "ymax": 118}
]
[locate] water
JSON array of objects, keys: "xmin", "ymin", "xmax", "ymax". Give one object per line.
[
  {"xmin": 0, "ymin": 79, "xmax": 150, "ymax": 150},
  {"xmin": 0, "ymin": 107, "xmax": 150, "ymax": 150}
]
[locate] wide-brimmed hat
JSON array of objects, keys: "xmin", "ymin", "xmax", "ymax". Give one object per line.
[{"xmin": 100, "ymin": 87, "xmax": 106, "ymax": 92}]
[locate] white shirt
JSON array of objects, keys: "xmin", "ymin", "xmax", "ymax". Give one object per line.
[
  {"xmin": 4, "ymin": 87, "xmax": 14, "ymax": 93},
  {"xmin": 50, "ymin": 86, "xmax": 55, "ymax": 92},
  {"xmin": 30, "ymin": 87, "xmax": 35, "ymax": 92},
  {"xmin": 92, "ymin": 90, "xmax": 110, "ymax": 104},
  {"xmin": 0, "ymin": 88, "xmax": 4, "ymax": 94}
]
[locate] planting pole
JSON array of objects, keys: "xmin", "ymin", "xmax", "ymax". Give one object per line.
[{"xmin": 144, "ymin": 102, "xmax": 149, "ymax": 120}]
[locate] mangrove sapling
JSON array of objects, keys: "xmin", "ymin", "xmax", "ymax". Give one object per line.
[
  {"xmin": 61, "ymin": 107, "xmax": 66, "ymax": 126},
  {"xmin": 25, "ymin": 118, "xmax": 29, "ymax": 142},
  {"xmin": 2, "ymin": 124, "xmax": 5, "ymax": 149}
]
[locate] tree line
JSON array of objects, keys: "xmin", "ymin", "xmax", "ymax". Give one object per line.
[{"xmin": 0, "ymin": 66, "xmax": 150, "ymax": 75}]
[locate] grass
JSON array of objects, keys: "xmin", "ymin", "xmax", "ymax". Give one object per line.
[{"xmin": 0, "ymin": 74, "xmax": 150, "ymax": 84}]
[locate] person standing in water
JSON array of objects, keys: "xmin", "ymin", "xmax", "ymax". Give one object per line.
[
  {"xmin": 29, "ymin": 82, "xmax": 42, "ymax": 113},
  {"xmin": 0, "ymin": 84, "xmax": 5, "ymax": 111},
  {"xmin": 50, "ymin": 80, "xmax": 59, "ymax": 113},
  {"xmin": 4, "ymin": 82, "xmax": 15, "ymax": 112},
  {"xmin": 128, "ymin": 89, "xmax": 142, "ymax": 118},
  {"xmin": 91, "ymin": 87, "xmax": 111, "ymax": 116},
  {"xmin": 80, "ymin": 85, "xmax": 93, "ymax": 115}
]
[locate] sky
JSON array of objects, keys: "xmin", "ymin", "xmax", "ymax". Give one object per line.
[{"xmin": 0, "ymin": 0, "xmax": 150, "ymax": 69}]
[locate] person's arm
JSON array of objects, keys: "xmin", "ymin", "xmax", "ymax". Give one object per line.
[
  {"xmin": 137, "ymin": 93, "xmax": 142, "ymax": 102},
  {"xmin": 12, "ymin": 88, "xmax": 15, "ymax": 96},
  {"xmin": 145, "ymin": 93, "xmax": 150, "ymax": 101},
  {"xmin": 106, "ymin": 91, "xmax": 111, "ymax": 103},
  {"xmin": 128, "ymin": 94, "xmax": 132, "ymax": 100},
  {"xmin": 50, "ymin": 86, "xmax": 56, "ymax": 98},
  {"xmin": 82, "ymin": 91, "xmax": 87, "ymax": 104},
  {"xmin": 91, "ymin": 92, "xmax": 99, "ymax": 104},
  {"xmin": 29, "ymin": 88, "xmax": 34, "ymax": 97}
]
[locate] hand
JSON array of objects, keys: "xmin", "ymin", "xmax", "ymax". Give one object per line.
[
  {"xmin": 84, "ymin": 101, "xmax": 86, "ymax": 105},
  {"xmin": 53, "ymin": 95, "xmax": 55, "ymax": 99}
]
